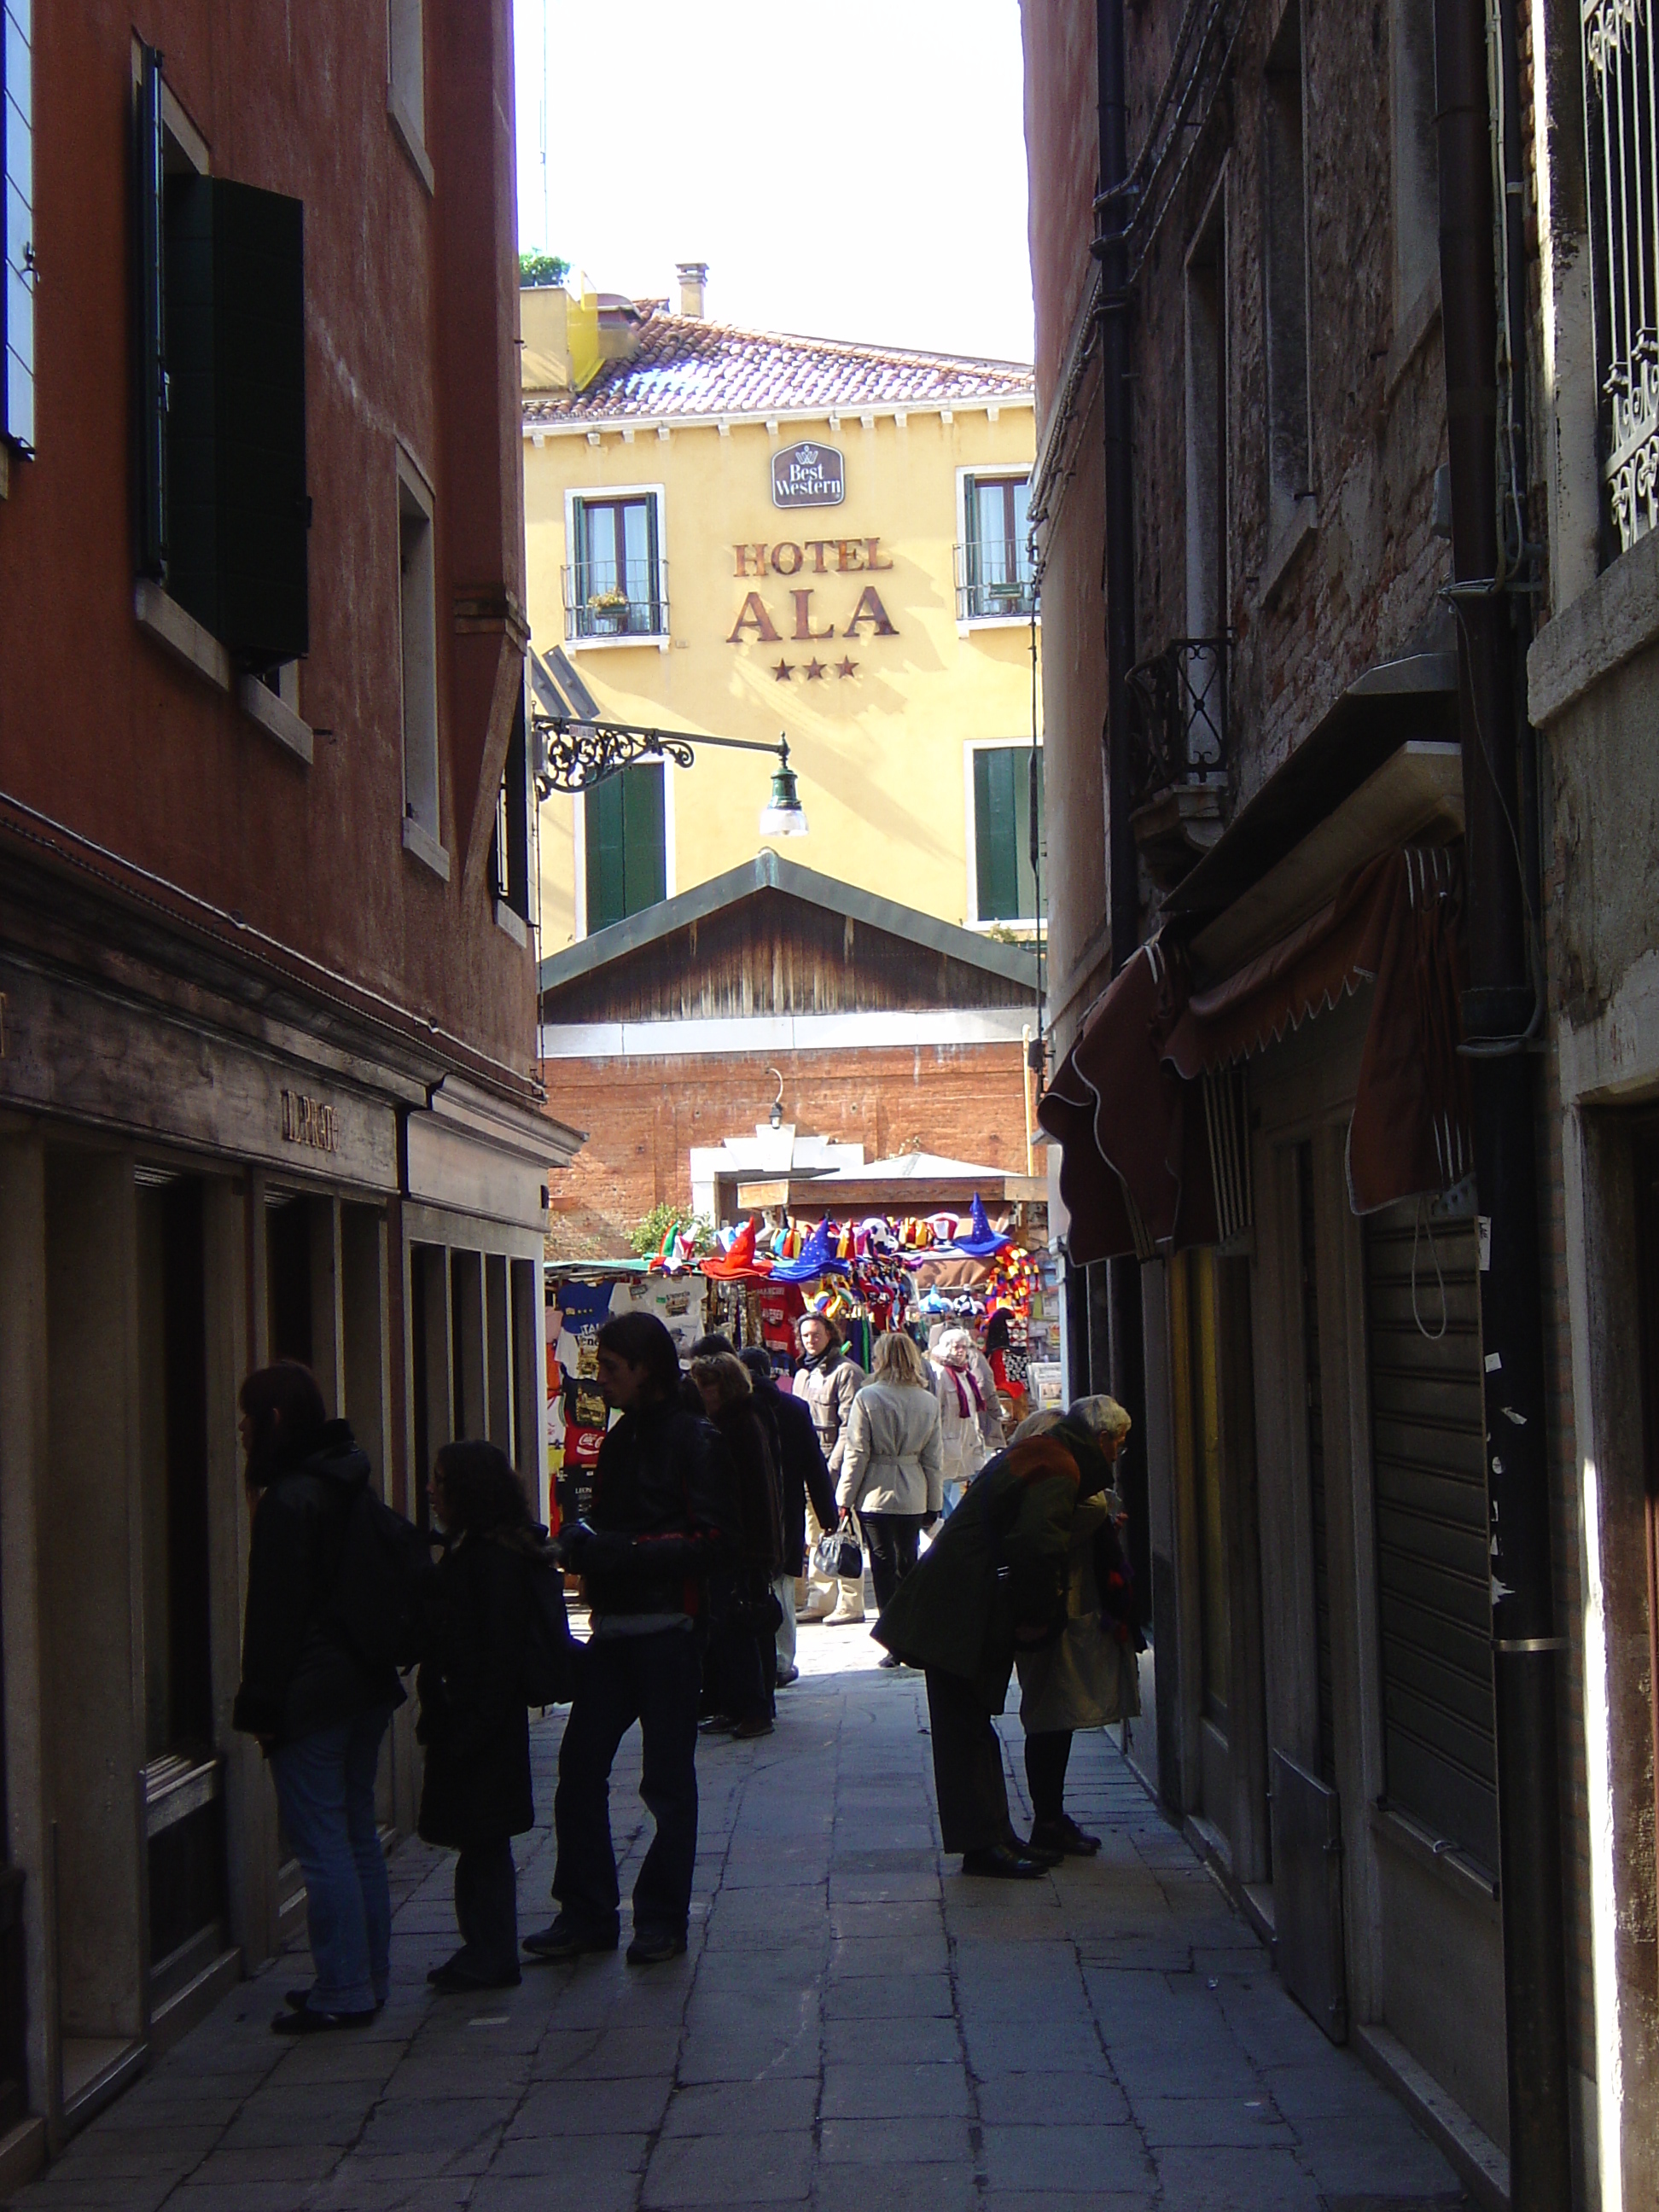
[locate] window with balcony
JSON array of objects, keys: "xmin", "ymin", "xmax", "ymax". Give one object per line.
[
  {"xmin": 564, "ymin": 491, "xmax": 667, "ymax": 640},
  {"xmin": 585, "ymin": 765, "xmax": 666, "ymax": 934},
  {"xmin": 957, "ymin": 472, "xmax": 1035, "ymax": 621},
  {"xmin": 2, "ymin": 0, "xmax": 34, "ymax": 463},
  {"xmin": 1582, "ymin": 0, "xmax": 1659, "ymax": 557},
  {"xmin": 968, "ymin": 742, "xmax": 1044, "ymax": 926}
]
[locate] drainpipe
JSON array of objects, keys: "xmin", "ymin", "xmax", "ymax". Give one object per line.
[
  {"xmin": 1434, "ymin": 2, "xmax": 1571, "ymax": 2203},
  {"xmin": 1093, "ymin": 0, "xmax": 1155, "ymax": 1789}
]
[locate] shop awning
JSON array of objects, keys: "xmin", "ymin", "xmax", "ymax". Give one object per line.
[{"xmin": 1041, "ymin": 847, "xmax": 1470, "ymax": 1264}]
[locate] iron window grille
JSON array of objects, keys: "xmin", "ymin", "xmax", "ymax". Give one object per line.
[
  {"xmin": 1126, "ymin": 637, "xmax": 1229, "ymax": 807},
  {"xmin": 1582, "ymin": 0, "xmax": 1659, "ymax": 556}
]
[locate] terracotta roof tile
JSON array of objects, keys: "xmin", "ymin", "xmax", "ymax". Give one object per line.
[{"xmin": 523, "ymin": 308, "xmax": 1033, "ymax": 427}]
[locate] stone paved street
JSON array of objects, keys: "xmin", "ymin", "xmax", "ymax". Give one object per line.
[{"xmin": 9, "ymin": 1633, "xmax": 1467, "ymax": 2212}]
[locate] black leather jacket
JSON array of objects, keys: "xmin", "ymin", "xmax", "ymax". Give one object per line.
[{"xmin": 581, "ymin": 1398, "xmax": 736, "ymax": 1621}]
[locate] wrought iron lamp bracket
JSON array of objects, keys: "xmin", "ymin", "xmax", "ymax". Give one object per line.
[{"xmin": 529, "ymin": 713, "xmax": 790, "ymax": 800}]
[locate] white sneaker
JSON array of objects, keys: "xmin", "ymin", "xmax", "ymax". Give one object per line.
[
  {"xmin": 796, "ymin": 1588, "xmax": 835, "ymax": 1623},
  {"xmin": 824, "ymin": 1589, "xmax": 866, "ymax": 1626}
]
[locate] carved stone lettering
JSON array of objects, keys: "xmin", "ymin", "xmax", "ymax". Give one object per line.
[{"xmin": 281, "ymin": 1089, "xmax": 340, "ymax": 1154}]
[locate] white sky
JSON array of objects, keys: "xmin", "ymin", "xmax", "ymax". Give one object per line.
[{"xmin": 511, "ymin": 2, "xmax": 1034, "ymax": 365}]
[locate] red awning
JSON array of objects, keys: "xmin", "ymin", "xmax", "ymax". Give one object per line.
[
  {"xmin": 1039, "ymin": 847, "xmax": 1472, "ymax": 1265},
  {"xmin": 1038, "ymin": 941, "xmax": 1197, "ymax": 1261}
]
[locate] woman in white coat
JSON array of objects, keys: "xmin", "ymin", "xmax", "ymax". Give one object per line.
[
  {"xmin": 929, "ymin": 1326, "xmax": 1004, "ymax": 1516},
  {"xmin": 837, "ymin": 1333, "xmax": 944, "ymax": 1662}
]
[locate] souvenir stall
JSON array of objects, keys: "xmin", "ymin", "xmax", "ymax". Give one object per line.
[{"xmin": 544, "ymin": 1257, "xmax": 707, "ymax": 1527}]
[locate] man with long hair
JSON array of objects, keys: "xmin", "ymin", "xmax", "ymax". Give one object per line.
[{"xmin": 526, "ymin": 1313, "xmax": 734, "ymax": 1966}]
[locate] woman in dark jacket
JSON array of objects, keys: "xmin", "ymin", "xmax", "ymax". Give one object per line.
[
  {"xmin": 417, "ymin": 1440, "xmax": 545, "ymax": 1992},
  {"xmin": 233, "ymin": 1362, "xmax": 405, "ymax": 2034},
  {"xmin": 691, "ymin": 1352, "xmax": 785, "ymax": 1739}
]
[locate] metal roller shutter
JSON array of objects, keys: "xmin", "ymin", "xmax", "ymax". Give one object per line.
[{"xmin": 1365, "ymin": 1206, "xmax": 1497, "ymax": 1871}]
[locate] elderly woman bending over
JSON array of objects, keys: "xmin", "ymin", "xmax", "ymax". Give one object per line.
[{"xmin": 837, "ymin": 1333, "xmax": 943, "ymax": 1656}]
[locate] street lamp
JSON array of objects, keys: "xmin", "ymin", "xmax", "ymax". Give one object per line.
[{"xmin": 529, "ymin": 707, "xmax": 808, "ymax": 838}]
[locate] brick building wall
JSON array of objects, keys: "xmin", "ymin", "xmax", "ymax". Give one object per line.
[
  {"xmin": 541, "ymin": 1042, "xmax": 1033, "ymax": 1256},
  {"xmin": 1126, "ymin": 0, "xmax": 1450, "ymax": 818}
]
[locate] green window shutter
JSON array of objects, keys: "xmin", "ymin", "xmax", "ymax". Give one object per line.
[
  {"xmin": 212, "ymin": 178, "xmax": 308, "ymax": 664},
  {"xmin": 621, "ymin": 763, "xmax": 667, "ymax": 912},
  {"xmin": 585, "ymin": 774, "xmax": 626, "ymax": 933},
  {"xmin": 133, "ymin": 45, "xmax": 167, "ymax": 576},
  {"xmin": 585, "ymin": 765, "xmax": 665, "ymax": 932},
  {"xmin": 160, "ymin": 174, "xmax": 308, "ymax": 661},
  {"xmin": 163, "ymin": 174, "xmax": 218, "ymax": 634},
  {"xmin": 975, "ymin": 747, "xmax": 1043, "ymax": 922}
]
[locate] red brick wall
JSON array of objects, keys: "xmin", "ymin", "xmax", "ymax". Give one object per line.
[
  {"xmin": 539, "ymin": 1042, "xmax": 1033, "ymax": 1256},
  {"xmin": 0, "ymin": 1, "xmax": 533, "ymax": 1081}
]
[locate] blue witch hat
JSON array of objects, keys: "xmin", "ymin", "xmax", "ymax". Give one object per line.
[
  {"xmin": 771, "ymin": 1217, "xmax": 850, "ymax": 1284},
  {"xmin": 949, "ymin": 1195, "xmax": 1009, "ymax": 1260}
]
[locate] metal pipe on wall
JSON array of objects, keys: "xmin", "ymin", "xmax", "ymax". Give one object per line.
[
  {"xmin": 1095, "ymin": 0, "xmax": 1152, "ymax": 1777},
  {"xmin": 1433, "ymin": 0, "xmax": 1571, "ymax": 2200}
]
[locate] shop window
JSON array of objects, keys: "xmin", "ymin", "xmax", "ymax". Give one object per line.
[
  {"xmin": 585, "ymin": 763, "xmax": 666, "ymax": 934},
  {"xmin": 1263, "ymin": 3, "xmax": 1313, "ymax": 546},
  {"xmin": 398, "ymin": 451, "xmax": 444, "ymax": 871},
  {"xmin": 564, "ymin": 491, "xmax": 666, "ymax": 639},
  {"xmin": 2, "ymin": 0, "xmax": 34, "ymax": 459},
  {"xmin": 1392, "ymin": 0, "xmax": 1440, "ymax": 335},
  {"xmin": 133, "ymin": 47, "xmax": 309, "ymax": 667},
  {"xmin": 957, "ymin": 472, "xmax": 1034, "ymax": 620},
  {"xmin": 969, "ymin": 742, "xmax": 1044, "ymax": 926}
]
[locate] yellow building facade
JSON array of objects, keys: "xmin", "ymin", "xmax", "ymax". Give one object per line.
[{"xmin": 521, "ymin": 271, "xmax": 1041, "ymax": 950}]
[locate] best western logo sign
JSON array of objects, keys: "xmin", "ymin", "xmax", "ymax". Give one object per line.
[{"xmin": 771, "ymin": 440, "xmax": 844, "ymax": 509}]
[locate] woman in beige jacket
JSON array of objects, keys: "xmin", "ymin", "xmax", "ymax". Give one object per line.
[{"xmin": 838, "ymin": 1333, "xmax": 944, "ymax": 1661}]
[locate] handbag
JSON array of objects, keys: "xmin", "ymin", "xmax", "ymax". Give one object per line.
[{"xmin": 833, "ymin": 1512, "xmax": 864, "ymax": 1580}]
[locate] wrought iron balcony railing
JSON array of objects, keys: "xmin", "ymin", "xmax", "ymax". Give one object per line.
[
  {"xmin": 561, "ymin": 558, "xmax": 669, "ymax": 641},
  {"xmin": 1583, "ymin": 0, "xmax": 1659, "ymax": 555},
  {"xmin": 954, "ymin": 539, "xmax": 1037, "ymax": 622},
  {"xmin": 1126, "ymin": 637, "xmax": 1228, "ymax": 808}
]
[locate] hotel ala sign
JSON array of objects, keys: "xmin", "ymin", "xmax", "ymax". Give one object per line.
[{"xmin": 771, "ymin": 441, "xmax": 844, "ymax": 509}]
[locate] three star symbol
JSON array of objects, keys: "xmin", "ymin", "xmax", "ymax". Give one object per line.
[{"xmin": 771, "ymin": 657, "xmax": 860, "ymax": 679}]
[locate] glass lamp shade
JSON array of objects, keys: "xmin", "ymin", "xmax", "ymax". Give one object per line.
[{"xmin": 759, "ymin": 763, "xmax": 808, "ymax": 836}]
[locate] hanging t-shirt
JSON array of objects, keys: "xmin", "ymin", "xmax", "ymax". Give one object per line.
[
  {"xmin": 612, "ymin": 1273, "xmax": 703, "ymax": 1359},
  {"xmin": 755, "ymin": 1281, "xmax": 806, "ymax": 1353},
  {"xmin": 548, "ymin": 1279, "xmax": 616, "ymax": 1381}
]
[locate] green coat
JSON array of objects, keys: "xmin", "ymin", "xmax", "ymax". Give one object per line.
[{"xmin": 872, "ymin": 1435, "xmax": 1083, "ymax": 1712}]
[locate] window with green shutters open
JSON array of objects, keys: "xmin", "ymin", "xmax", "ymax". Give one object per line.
[
  {"xmin": 133, "ymin": 46, "xmax": 309, "ymax": 671},
  {"xmin": 585, "ymin": 765, "xmax": 667, "ymax": 935},
  {"xmin": 969, "ymin": 743, "xmax": 1044, "ymax": 927}
]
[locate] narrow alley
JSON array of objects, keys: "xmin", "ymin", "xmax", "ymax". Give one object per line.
[{"xmin": 9, "ymin": 1635, "xmax": 1465, "ymax": 2212}]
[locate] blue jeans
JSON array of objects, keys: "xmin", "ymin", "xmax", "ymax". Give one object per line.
[{"xmin": 269, "ymin": 1706, "xmax": 394, "ymax": 2014}]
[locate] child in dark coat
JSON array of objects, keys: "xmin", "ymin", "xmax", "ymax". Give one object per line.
[{"xmin": 417, "ymin": 1441, "xmax": 550, "ymax": 1992}]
